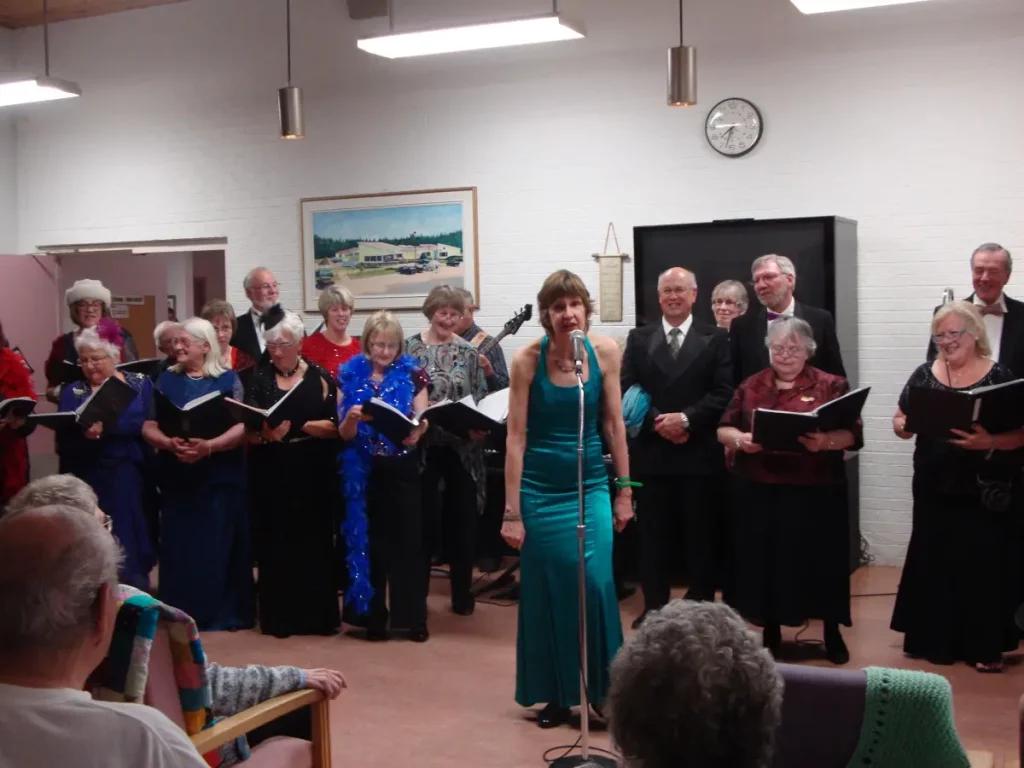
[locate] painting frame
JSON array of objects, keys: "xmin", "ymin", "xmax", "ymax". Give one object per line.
[{"xmin": 300, "ymin": 187, "xmax": 479, "ymax": 312}]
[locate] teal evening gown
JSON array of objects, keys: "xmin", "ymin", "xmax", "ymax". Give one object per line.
[{"xmin": 515, "ymin": 336, "xmax": 624, "ymax": 708}]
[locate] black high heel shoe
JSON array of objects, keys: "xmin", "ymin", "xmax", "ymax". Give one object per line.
[
  {"xmin": 824, "ymin": 623, "xmax": 849, "ymax": 665},
  {"xmin": 537, "ymin": 703, "xmax": 571, "ymax": 729}
]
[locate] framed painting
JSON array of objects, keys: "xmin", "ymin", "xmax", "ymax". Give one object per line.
[{"xmin": 300, "ymin": 187, "xmax": 479, "ymax": 312}]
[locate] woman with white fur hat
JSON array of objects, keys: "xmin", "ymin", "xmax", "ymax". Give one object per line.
[{"xmin": 44, "ymin": 279, "xmax": 139, "ymax": 395}]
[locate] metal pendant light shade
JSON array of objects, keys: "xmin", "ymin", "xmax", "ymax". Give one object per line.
[
  {"xmin": 667, "ymin": 45, "xmax": 697, "ymax": 107},
  {"xmin": 278, "ymin": 85, "xmax": 304, "ymax": 139}
]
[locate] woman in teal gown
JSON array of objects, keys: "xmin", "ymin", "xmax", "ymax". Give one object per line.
[{"xmin": 503, "ymin": 270, "xmax": 634, "ymax": 728}]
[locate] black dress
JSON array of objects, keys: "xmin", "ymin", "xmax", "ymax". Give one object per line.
[
  {"xmin": 247, "ymin": 361, "xmax": 341, "ymax": 637},
  {"xmin": 891, "ymin": 362, "xmax": 1022, "ymax": 665}
]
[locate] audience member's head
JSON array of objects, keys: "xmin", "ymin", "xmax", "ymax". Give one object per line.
[
  {"xmin": 0, "ymin": 505, "xmax": 122, "ymax": 689},
  {"xmin": 608, "ymin": 600, "xmax": 783, "ymax": 768},
  {"xmin": 4, "ymin": 474, "xmax": 103, "ymax": 523}
]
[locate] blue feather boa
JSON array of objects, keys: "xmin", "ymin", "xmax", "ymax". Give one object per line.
[{"xmin": 337, "ymin": 354, "xmax": 418, "ymax": 615}]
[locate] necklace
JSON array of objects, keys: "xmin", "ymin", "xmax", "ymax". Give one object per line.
[
  {"xmin": 549, "ymin": 344, "xmax": 575, "ymax": 373},
  {"xmin": 275, "ymin": 360, "xmax": 302, "ymax": 378}
]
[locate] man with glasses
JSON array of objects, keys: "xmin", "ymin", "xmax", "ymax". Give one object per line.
[
  {"xmin": 231, "ymin": 267, "xmax": 283, "ymax": 362},
  {"xmin": 621, "ymin": 267, "xmax": 733, "ymax": 627},
  {"xmin": 729, "ymin": 254, "xmax": 846, "ymax": 385}
]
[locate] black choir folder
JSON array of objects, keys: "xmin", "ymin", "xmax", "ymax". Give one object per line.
[
  {"xmin": 154, "ymin": 389, "xmax": 231, "ymax": 440},
  {"xmin": 362, "ymin": 388, "xmax": 510, "ymax": 445},
  {"xmin": 28, "ymin": 376, "xmax": 138, "ymax": 430},
  {"xmin": 0, "ymin": 396, "xmax": 37, "ymax": 420},
  {"xmin": 905, "ymin": 379, "xmax": 1024, "ymax": 439},
  {"xmin": 751, "ymin": 387, "xmax": 870, "ymax": 452},
  {"xmin": 224, "ymin": 376, "xmax": 309, "ymax": 431},
  {"xmin": 55, "ymin": 358, "xmax": 163, "ymax": 385}
]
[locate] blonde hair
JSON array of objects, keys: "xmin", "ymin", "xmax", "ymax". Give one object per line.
[
  {"xmin": 421, "ymin": 285, "xmax": 466, "ymax": 321},
  {"xmin": 318, "ymin": 285, "xmax": 356, "ymax": 318},
  {"xmin": 173, "ymin": 317, "xmax": 228, "ymax": 377},
  {"xmin": 361, "ymin": 311, "xmax": 405, "ymax": 355},
  {"xmin": 932, "ymin": 300, "xmax": 991, "ymax": 358},
  {"xmin": 537, "ymin": 270, "xmax": 594, "ymax": 335}
]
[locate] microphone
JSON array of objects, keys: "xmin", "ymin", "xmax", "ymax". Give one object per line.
[{"xmin": 570, "ymin": 330, "xmax": 586, "ymax": 374}]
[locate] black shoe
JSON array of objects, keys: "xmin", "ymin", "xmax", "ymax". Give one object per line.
[
  {"xmin": 824, "ymin": 625, "xmax": 849, "ymax": 665},
  {"xmin": 630, "ymin": 611, "xmax": 650, "ymax": 630},
  {"xmin": 453, "ymin": 597, "xmax": 476, "ymax": 616},
  {"xmin": 408, "ymin": 625, "xmax": 429, "ymax": 643},
  {"xmin": 537, "ymin": 704, "xmax": 571, "ymax": 729},
  {"xmin": 366, "ymin": 626, "xmax": 388, "ymax": 642},
  {"xmin": 763, "ymin": 624, "xmax": 782, "ymax": 657}
]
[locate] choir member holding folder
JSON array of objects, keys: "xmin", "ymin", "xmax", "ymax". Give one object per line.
[
  {"xmin": 142, "ymin": 317, "xmax": 254, "ymax": 632},
  {"xmin": 0, "ymin": 321, "xmax": 37, "ymax": 507},
  {"xmin": 241, "ymin": 308, "xmax": 341, "ymax": 638},
  {"xmin": 339, "ymin": 311, "xmax": 430, "ymax": 642},
  {"xmin": 718, "ymin": 316, "xmax": 861, "ymax": 665},
  {"xmin": 54, "ymin": 320, "xmax": 155, "ymax": 590},
  {"xmin": 891, "ymin": 301, "xmax": 1024, "ymax": 672}
]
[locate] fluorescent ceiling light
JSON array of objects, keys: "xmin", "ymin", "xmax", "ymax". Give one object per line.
[
  {"xmin": 791, "ymin": 0, "xmax": 938, "ymax": 12},
  {"xmin": 0, "ymin": 76, "xmax": 81, "ymax": 107},
  {"xmin": 357, "ymin": 14, "xmax": 585, "ymax": 59}
]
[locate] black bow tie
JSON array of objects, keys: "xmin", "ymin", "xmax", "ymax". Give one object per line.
[{"xmin": 260, "ymin": 304, "xmax": 284, "ymax": 330}]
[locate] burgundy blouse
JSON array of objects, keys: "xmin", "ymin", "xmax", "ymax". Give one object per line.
[{"xmin": 720, "ymin": 365, "xmax": 863, "ymax": 486}]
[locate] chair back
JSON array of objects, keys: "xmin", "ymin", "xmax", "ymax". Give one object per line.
[{"xmin": 143, "ymin": 623, "xmax": 189, "ymax": 731}]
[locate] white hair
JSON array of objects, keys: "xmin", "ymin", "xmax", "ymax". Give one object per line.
[
  {"xmin": 752, "ymin": 254, "xmax": 797, "ymax": 281},
  {"xmin": 173, "ymin": 317, "xmax": 228, "ymax": 377},
  {"xmin": 73, "ymin": 327, "xmax": 120, "ymax": 361},
  {"xmin": 657, "ymin": 267, "xmax": 697, "ymax": 291},
  {"xmin": 265, "ymin": 310, "xmax": 306, "ymax": 345},
  {"xmin": 4, "ymin": 475, "xmax": 99, "ymax": 521},
  {"xmin": 765, "ymin": 315, "xmax": 817, "ymax": 356},
  {"xmin": 0, "ymin": 504, "xmax": 122, "ymax": 655},
  {"xmin": 243, "ymin": 266, "xmax": 273, "ymax": 291},
  {"xmin": 153, "ymin": 320, "xmax": 181, "ymax": 348}
]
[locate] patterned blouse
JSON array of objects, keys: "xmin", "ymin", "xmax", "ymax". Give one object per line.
[{"xmin": 720, "ymin": 365, "xmax": 862, "ymax": 486}]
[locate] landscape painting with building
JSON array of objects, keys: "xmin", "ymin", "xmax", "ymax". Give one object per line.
[{"xmin": 301, "ymin": 187, "xmax": 478, "ymax": 311}]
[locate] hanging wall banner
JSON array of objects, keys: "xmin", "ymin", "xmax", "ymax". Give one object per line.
[{"xmin": 593, "ymin": 223, "xmax": 629, "ymax": 323}]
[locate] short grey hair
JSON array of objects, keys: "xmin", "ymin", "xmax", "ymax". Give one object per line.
[
  {"xmin": 265, "ymin": 310, "xmax": 306, "ymax": 345},
  {"xmin": 0, "ymin": 505, "xmax": 122, "ymax": 655},
  {"xmin": 609, "ymin": 600, "xmax": 783, "ymax": 768},
  {"xmin": 657, "ymin": 267, "xmax": 697, "ymax": 291},
  {"xmin": 711, "ymin": 279, "xmax": 749, "ymax": 312},
  {"xmin": 765, "ymin": 315, "xmax": 817, "ymax": 357},
  {"xmin": 173, "ymin": 317, "xmax": 228, "ymax": 378},
  {"xmin": 317, "ymin": 285, "xmax": 356, "ymax": 318},
  {"xmin": 752, "ymin": 254, "xmax": 796, "ymax": 280},
  {"xmin": 73, "ymin": 327, "xmax": 120, "ymax": 361},
  {"xmin": 971, "ymin": 242, "xmax": 1013, "ymax": 275},
  {"xmin": 243, "ymin": 266, "xmax": 274, "ymax": 291},
  {"xmin": 153, "ymin": 320, "xmax": 182, "ymax": 349},
  {"xmin": 4, "ymin": 474, "xmax": 99, "ymax": 521}
]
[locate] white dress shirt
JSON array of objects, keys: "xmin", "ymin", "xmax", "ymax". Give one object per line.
[
  {"xmin": 973, "ymin": 294, "xmax": 1006, "ymax": 363},
  {"xmin": 767, "ymin": 298, "xmax": 796, "ymax": 318},
  {"xmin": 0, "ymin": 683, "xmax": 208, "ymax": 768},
  {"xmin": 662, "ymin": 313, "xmax": 694, "ymax": 345},
  {"xmin": 250, "ymin": 307, "xmax": 266, "ymax": 354}
]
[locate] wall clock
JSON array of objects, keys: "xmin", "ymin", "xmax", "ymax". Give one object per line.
[{"xmin": 705, "ymin": 98, "xmax": 763, "ymax": 158}]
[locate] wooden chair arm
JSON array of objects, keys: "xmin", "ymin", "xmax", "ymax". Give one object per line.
[{"xmin": 190, "ymin": 688, "xmax": 325, "ymax": 754}]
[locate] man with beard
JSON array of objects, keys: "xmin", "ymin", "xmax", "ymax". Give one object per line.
[
  {"xmin": 729, "ymin": 254, "xmax": 846, "ymax": 384},
  {"xmin": 621, "ymin": 267, "xmax": 733, "ymax": 627},
  {"xmin": 231, "ymin": 267, "xmax": 282, "ymax": 363}
]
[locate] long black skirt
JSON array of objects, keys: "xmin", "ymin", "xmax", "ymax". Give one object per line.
[
  {"xmin": 250, "ymin": 439, "xmax": 341, "ymax": 637},
  {"xmin": 890, "ymin": 476, "xmax": 1020, "ymax": 665},
  {"xmin": 728, "ymin": 477, "xmax": 851, "ymax": 627}
]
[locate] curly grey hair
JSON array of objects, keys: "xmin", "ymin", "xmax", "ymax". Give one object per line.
[
  {"xmin": 608, "ymin": 600, "xmax": 783, "ymax": 768},
  {"xmin": 765, "ymin": 315, "xmax": 817, "ymax": 357},
  {"xmin": 4, "ymin": 474, "xmax": 99, "ymax": 521}
]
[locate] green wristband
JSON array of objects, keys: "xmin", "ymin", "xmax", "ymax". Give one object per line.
[{"xmin": 615, "ymin": 477, "xmax": 643, "ymax": 489}]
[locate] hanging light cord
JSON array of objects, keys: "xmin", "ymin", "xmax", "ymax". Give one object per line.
[
  {"xmin": 286, "ymin": 0, "xmax": 292, "ymax": 86},
  {"xmin": 388, "ymin": 0, "xmax": 395, "ymax": 32},
  {"xmin": 43, "ymin": 0, "xmax": 50, "ymax": 76},
  {"xmin": 678, "ymin": 0, "xmax": 684, "ymax": 46}
]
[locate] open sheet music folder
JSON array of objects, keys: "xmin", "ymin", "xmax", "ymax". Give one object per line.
[
  {"xmin": 751, "ymin": 386, "xmax": 870, "ymax": 452},
  {"xmin": 905, "ymin": 378, "xmax": 1024, "ymax": 439},
  {"xmin": 362, "ymin": 388, "xmax": 510, "ymax": 445}
]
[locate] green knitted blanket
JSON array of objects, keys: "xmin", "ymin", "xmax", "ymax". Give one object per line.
[{"xmin": 844, "ymin": 667, "xmax": 970, "ymax": 768}]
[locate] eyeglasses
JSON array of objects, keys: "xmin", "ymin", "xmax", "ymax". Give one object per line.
[
  {"xmin": 100, "ymin": 514, "xmax": 113, "ymax": 533},
  {"xmin": 74, "ymin": 300, "xmax": 104, "ymax": 310},
  {"xmin": 931, "ymin": 329, "xmax": 968, "ymax": 344},
  {"xmin": 266, "ymin": 340, "xmax": 300, "ymax": 350},
  {"xmin": 712, "ymin": 298, "xmax": 739, "ymax": 308},
  {"xmin": 769, "ymin": 344, "xmax": 805, "ymax": 359},
  {"xmin": 371, "ymin": 341, "xmax": 400, "ymax": 352},
  {"xmin": 253, "ymin": 282, "xmax": 278, "ymax": 292},
  {"xmin": 79, "ymin": 356, "xmax": 111, "ymax": 367}
]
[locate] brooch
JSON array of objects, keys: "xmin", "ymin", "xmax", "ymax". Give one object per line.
[{"xmin": 800, "ymin": 395, "xmax": 815, "ymax": 403}]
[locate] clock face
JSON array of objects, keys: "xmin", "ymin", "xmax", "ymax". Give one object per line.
[{"xmin": 705, "ymin": 98, "xmax": 763, "ymax": 157}]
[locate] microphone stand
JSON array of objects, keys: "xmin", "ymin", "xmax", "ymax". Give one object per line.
[{"xmin": 551, "ymin": 353, "xmax": 615, "ymax": 768}]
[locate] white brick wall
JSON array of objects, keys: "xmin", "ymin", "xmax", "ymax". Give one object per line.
[{"xmin": 8, "ymin": 0, "xmax": 1024, "ymax": 563}]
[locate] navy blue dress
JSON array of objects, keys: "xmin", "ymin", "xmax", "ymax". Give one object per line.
[
  {"xmin": 58, "ymin": 372, "xmax": 155, "ymax": 590},
  {"xmin": 153, "ymin": 369, "xmax": 254, "ymax": 631}
]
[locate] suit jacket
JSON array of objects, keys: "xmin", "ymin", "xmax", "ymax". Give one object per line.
[
  {"xmin": 230, "ymin": 310, "xmax": 262, "ymax": 362},
  {"xmin": 621, "ymin": 318, "xmax": 734, "ymax": 476},
  {"xmin": 925, "ymin": 293, "xmax": 1024, "ymax": 377},
  {"xmin": 729, "ymin": 302, "xmax": 846, "ymax": 387}
]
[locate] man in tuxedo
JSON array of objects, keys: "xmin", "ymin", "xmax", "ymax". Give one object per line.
[
  {"xmin": 230, "ymin": 266, "xmax": 280, "ymax": 362},
  {"xmin": 729, "ymin": 254, "xmax": 846, "ymax": 384},
  {"xmin": 621, "ymin": 267, "xmax": 733, "ymax": 627},
  {"xmin": 926, "ymin": 243, "xmax": 1023, "ymax": 374}
]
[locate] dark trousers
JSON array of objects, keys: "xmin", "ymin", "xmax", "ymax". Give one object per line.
[
  {"xmin": 422, "ymin": 445, "xmax": 477, "ymax": 608},
  {"xmin": 476, "ymin": 454, "xmax": 507, "ymax": 562},
  {"xmin": 368, "ymin": 454, "xmax": 427, "ymax": 630},
  {"xmin": 636, "ymin": 473, "xmax": 716, "ymax": 609},
  {"xmin": 248, "ymin": 707, "xmax": 311, "ymax": 748}
]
